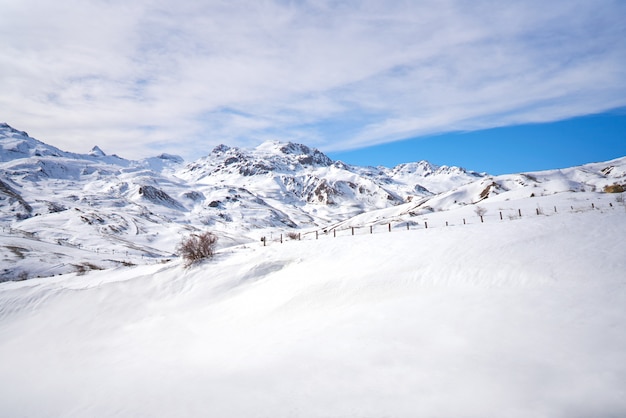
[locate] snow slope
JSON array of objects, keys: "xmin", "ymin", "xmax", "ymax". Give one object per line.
[{"xmin": 1, "ymin": 205, "xmax": 625, "ymax": 417}]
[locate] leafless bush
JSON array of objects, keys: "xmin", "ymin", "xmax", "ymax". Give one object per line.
[
  {"xmin": 474, "ymin": 206, "xmax": 487, "ymax": 217},
  {"xmin": 604, "ymin": 184, "xmax": 625, "ymax": 194},
  {"xmin": 177, "ymin": 231, "xmax": 218, "ymax": 267},
  {"xmin": 73, "ymin": 263, "xmax": 103, "ymax": 276},
  {"xmin": 286, "ymin": 232, "xmax": 300, "ymax": 240}
]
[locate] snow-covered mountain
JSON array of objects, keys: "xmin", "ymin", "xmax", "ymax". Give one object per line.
[{"xmin": 1, "ymin": 122, "xmax": 625, "ymax": 280}]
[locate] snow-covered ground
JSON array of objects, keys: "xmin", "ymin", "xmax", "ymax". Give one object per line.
[
  {"xmin": 1, "ymin": 200, "xmax": 625, "ymax": 417},
  {"xmin": 2, "ymin": 122, "xmax": 626, "ymax": 415}
]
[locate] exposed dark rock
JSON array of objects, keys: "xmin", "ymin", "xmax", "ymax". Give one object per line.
[
  {"xmin": 138, "ymin": 185, "xmax": 185, "ymax": 210},
  {"xmin": 0, "ymin": 178, "xmax": 32, "ymax": 216},
  {"xmin": 183, "ymin": 191, "xmax": 205, "ymax": 201}
]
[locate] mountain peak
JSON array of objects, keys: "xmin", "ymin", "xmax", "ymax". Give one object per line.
[
  {"xmin": 0, "ymin": 122, "xmax": 31, "ymax": 138},
  {"xmin": 1, "ymin": 123, "xmax": 66, "ymax": 162},
  {"xmin": 255, "ymin": 140, "xmax": 333, "ymax": 167},
  {"xmin": 211, "ymin": 144, "xmax": 232, "ymax": 154},
  {"xmin": 156, "ymin": 153, "xmax": 184, "ymax": 163},
  {"xmin": 89, "ymin": 146, "xmax": 106, "ymax": 157}
]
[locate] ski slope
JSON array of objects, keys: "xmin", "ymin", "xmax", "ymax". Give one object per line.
[{"xmin": 1, "ymin": 203, "xmax": 625, "ymax": 417}]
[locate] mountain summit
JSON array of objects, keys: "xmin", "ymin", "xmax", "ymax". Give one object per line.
[
  {"xmin": 89, "ymin": 146, "xmax": 106, "ymax": 157},
  {"xmin": 0, "ymin": 122, "xmax": 66, "ymax": 162},
  {"xmin": 184, "ymin": 140, "xmax": 333, "ymax": 179}
]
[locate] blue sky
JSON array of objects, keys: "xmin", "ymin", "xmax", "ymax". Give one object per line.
[
  {"xmin": 1, "ymin": 0, "xmax": 625, "ymax": 173},
  {"xmin": 330, "ymin": 109, "xmax": 626, "ymax": 174}
]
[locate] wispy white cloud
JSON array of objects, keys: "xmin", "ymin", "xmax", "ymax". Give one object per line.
[{"xmin": 1, "ymin": 0, "xmax": 625, "ymax": 159}]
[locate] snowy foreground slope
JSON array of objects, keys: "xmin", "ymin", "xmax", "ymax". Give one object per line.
[{"xmin": 1, "ymin": 206, "xmax": 625, "ymax": 417}]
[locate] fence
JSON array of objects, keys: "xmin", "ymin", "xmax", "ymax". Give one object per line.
[
  {"xmin": 3, "ymin": 200, "xmax": 623, "ymax": 262},
  {"xmin": 261, "ymin": 200, "xmax": 623, "ymax": 246}
]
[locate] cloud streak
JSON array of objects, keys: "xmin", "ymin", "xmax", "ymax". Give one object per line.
[{"xmin": 1, "ymin": 0, "xmax": 625, "ymax": 159}]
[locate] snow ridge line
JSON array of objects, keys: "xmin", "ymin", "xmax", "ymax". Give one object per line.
[{"xmin": 260, "ymin": 198, "xmax": 624, "ymax": 245}]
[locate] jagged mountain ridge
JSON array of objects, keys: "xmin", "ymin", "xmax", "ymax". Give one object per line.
[
  {"xmin": 1, "ymin": 122, "xmax": 625, "ymax": 280},
  {"xmin": 0, "ymin": 122, "xmax": 484, "ymax": 279},
  {"xmin": 0, "ymin": 122, "xmax": 484, "ymax": 223},
  {"xmin": 178, "ymin": 139, "xmax": 484, "ymax": 208}
]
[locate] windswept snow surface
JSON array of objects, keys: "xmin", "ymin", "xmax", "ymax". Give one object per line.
[{"xmin": 1, "ymin": 207, "xmax": 626, "ymax": 417}]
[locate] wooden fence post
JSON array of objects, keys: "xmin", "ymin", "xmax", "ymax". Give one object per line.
[
  {"xmin": 536, "ymin": 208, "xmax": 540, "ymax": 215},
  {"xmin": 500, "ymin": 211, "xmax": 503, "ymax": 220},
  {"xmin": 445, "ymin": 221, "xmax": 448, "ymax": 226},
  {"xmin": 425, "ymin": 221, "xmax": 428, "ymax": 229},
  {"xmin": 554, "ymin": 206, "xmax": 557, "ymax": 213},
  {"xmin": 480, "ymin": 215, "xmax": 484, "ymax": 223},
  {"xmin": 518, "ymin": 209, "xmax": 522, "ymax": 217},
  {"xmin": 406, "ymin": 223, "xmax": 409, "ymax": 231},
  {"xmin": 388, "ymin": 223, "xmax": 391, "ymax": 232},
  {"xmin": 280, "ymin": 234, "xmax": 283, "ymax": 244},
  {"xmin": 333, "ymin": 229, "xmax": 336, "ymax": 238},
  {"xmin": 463, "ymin": 218, "xmax": 466, "ymax": 225},
  {"xmin": 370, "ymin": 225, "xmax": 373, "ymax": 234},
  {"xmin": 316, "ymin": 231, "xmax": 318, "ymax": 239},
  {"xmin": 352, "ymin": 227, "xmax": 354, "ymax": 236}
]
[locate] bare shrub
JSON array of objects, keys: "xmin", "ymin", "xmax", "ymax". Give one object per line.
[
  {"xmin": 73, "ymin": 263, "xmax": 103, "ymax": 276},
  {"xmin": 604, "ymin": 184, "xmax": 625, "ymax": 194},
  {"xmin": 177, "ymin": 231, "xmax": 218, "ymax": 267},
  {"xmin": 474, "ymin": 206, "xmax": 487, "ymax": 217},
  {"xmin": 286, "ymin": 232, "xmax": 300, "ymax": 240}
]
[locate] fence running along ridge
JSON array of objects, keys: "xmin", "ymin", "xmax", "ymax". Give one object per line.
[{"xmin": 260, "ymin": 200, "xmax": 624, "ymax": 246}]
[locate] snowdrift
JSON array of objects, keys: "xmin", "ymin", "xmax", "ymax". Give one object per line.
[{"xmin": 1, "ymin": 207, "xmax": 625, "ymax": 417}]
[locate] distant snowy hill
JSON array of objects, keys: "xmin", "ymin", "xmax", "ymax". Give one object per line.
[{"xmin": 1, "ymin": 122, "xmax": 625, "ymax": 280}]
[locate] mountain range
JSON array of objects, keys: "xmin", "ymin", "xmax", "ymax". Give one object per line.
[{"xmin": 1, "ymin": 122, "xmax": 625, "ymax": 280}]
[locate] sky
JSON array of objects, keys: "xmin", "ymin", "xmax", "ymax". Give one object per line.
[
  {"xmin": 330, "ymin": 109, "xmax": 626, "ymax": 174},
  {"xmin": 1, "ymin": 0, "xmax": 625, "ymax": 174}
]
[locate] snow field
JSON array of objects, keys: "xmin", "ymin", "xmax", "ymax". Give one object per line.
[{"xmin": 1, "ymin": 207, "xmax": 625, "ymax": 417}]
